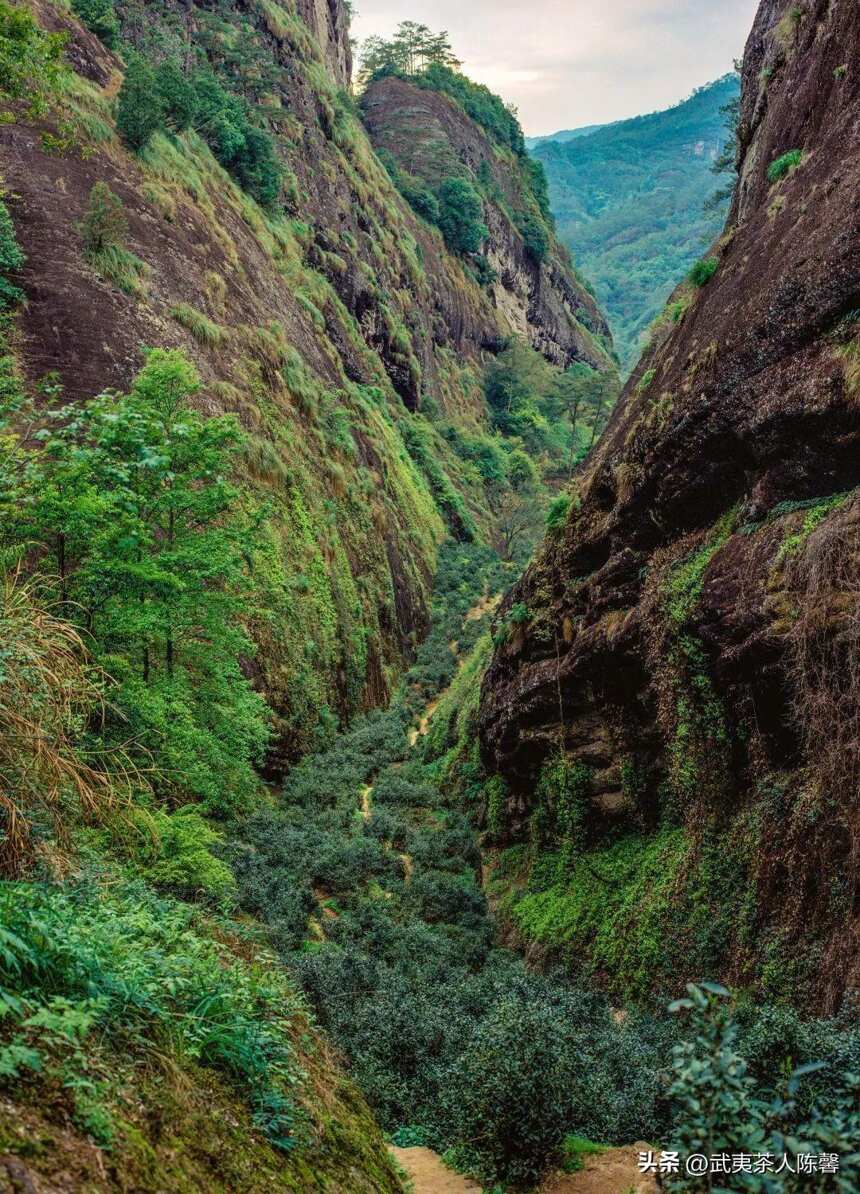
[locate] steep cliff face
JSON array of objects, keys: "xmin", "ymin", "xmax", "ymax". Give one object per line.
[
  {"xmin": 479, "ymin": 0, "xmax": 860, "ymax": 1008},
  {"xmin": 295, "ymin": 0, "xmax": 351, "ymax": 87},
  {"xmin": 3, "ymin": 0, "xmax": 598, "ymax": 765},
  {"xmin": 360, "ymin": 75, "xmax": 612, "ymax": 372}
]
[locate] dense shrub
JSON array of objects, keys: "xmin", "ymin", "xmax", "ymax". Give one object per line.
[
  {"xmin": 116, "ymin": 53, "xmax": 281, "ymax": 207},
  {"xmin": 437, "ymin": 177, "xmax": 488, "ymax": 255},
  {"xmin": 2, "ymin": 350, "xmax": 269, "ymax": 815},
  {"xmin": 514, "ymin": 208, "xmax": 550, "ymax": 263},
  {"xmin": 117, "ymin": 54, "xmax": 165, "ymax": 151},
  {"xmin": 134, "ymin": 805, "xmax": 237, "ymax": 906},
  {"xmin": 156, "ymin": 59, "xmax": 198, "ymax": 132},
  {"xmin": 71, "ymin": 0, "xmax": 118, "ymax": 47},
  {"xmin": 0, "ymin": 881, "xmax": 306, "ymax": 1150},
  {"xmin": 546, "ymin": 493, "xmax": 572, "ymax": 532},
  {"xmin": 666, "ymin": 984, "xmax": 860, "ymax": 1192},
  {"xmin": 768, "ymin": 148, "xmax": 803, "ymax": 184},
  {"xmin": 225, "ymin": 543, "xmax": 666, "ymax": 1185},
  {"xmin": 688, "ymin": 255, "xmax": 719, "ymax": 286},
  {"xmin": 0, "ymin": 1, "xmax": 66, "ymax": 117},
  {"xmin": 0, "ymin": 197, "xmax": 24, "ymax": 309}
]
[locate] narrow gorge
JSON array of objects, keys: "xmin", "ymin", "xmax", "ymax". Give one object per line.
[{"xmin": 0, "ymin": 1, "xmax": 857, "ymax": 1192}]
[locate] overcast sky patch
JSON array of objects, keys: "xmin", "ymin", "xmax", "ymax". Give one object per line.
[{"xmin": 350, "ymin": 0, "xmax": 759, "ymax": 135}]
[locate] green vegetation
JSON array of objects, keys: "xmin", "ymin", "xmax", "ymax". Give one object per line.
[
  {"xmin": 662, "ymin": 511, "xmax": 736, "ymax": 802},
  {"xmin": 401, "ymin": 415, "xmax": 477, "ymax": 541},
  {"xmin": 0, "ymin": 195, "xmax": 24, "ymax": 309},
  {"xmin": 71, "ymin": 0, "xmax": 119, "ymax": 47},
  {"xmin": 665, "ymin": 985, "xmax": 860, "ymax": 1192},
  {"xmin": 227, "ymin": 544, "xmax": 668, "ymax": 1188},
  {"xmin": 359, "ymin": 24, "xmax": 523, "ymax": 155},
  {"xmin": 768, "ymin": 148, "xmax": 804, "ymax": 184},
  {"xmin": 562, "ymin": 1135, "xmax": 608, "ymax": 1173},
  {"xmin": 116, "ymin": 54, "xmax": 165, "ymax": 150},
  {"xmin": 479, "ymin": 341, "xmax": 618, "ymax": 555},
  {"xmin": 171, "ymin": 301, "xmax": 229, "ymax": 347},
  {"xmin": 1, "ymin": 350, "xmax": 268, "ymax": 831},
  {"xmin": 358, "ymin": 20, "xmax": 462, "ymax": 84},
  {"xmin": 505, "ymin": 828, "xmax": 735, "ymax": 999},
  {"xmin": 0, "ymin": 0, "xmax": 66, "ymax": 117},
  {"xmin": 775, "ymin": 492, "xmax": 852, "ymax": 563},
  {"xmin": 688, "ymin": 255, "xmax": 719, "ymax": 286},
  {"xmin": 534, "ymin": 75, "xmax": 740, "ymax": 371},
  {"xmin": 79, "ymin": 181, "xmax": 149, "ymax": 296},
  {"xmin": 437, "ymin": 176, "xmax": 488, "ymax": 255},
  {"xmin": 636, "ymin": 367, "xmax": 656, "ymax": 394},
  {"xmin": 514, "ymin": 207, "xmax": 550, "ymax": 263},
  {"xmin": 3, "ymin": 2, "xmax": 858, "ymax": 1189},
  {"xmin": 0, "ymin": 882, "xmax": 305, "ymax": 1151},
  {"xmin": 484, "ymin": 340, "xmax": 618, "ymax": 466},
  {"xmin": 358, "ymin": 21, "xmax": 555, "ymax": 265},
  {"xmin": 114, "ymin": 31, "xmax": 282, "ymax": 208}
]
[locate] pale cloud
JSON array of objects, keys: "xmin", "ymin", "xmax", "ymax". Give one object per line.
[{"xmin": 350, "ymin": 0, "xmax": 759, "ymax": 134}]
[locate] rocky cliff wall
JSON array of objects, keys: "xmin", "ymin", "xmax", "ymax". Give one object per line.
[
  {"xmin": 4, "ymin": 0, "xmax": 607, "ymax": 764},
  {"xmin": 361, "ymin": 74, "xmax": 612, "ymax": 373},
  {"xmin": 479, "ymin": 0, "xmax": 860, "ymax": 1009}
]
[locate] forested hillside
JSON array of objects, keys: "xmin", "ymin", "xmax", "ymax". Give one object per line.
[{"xmin": 533, "ymin": 74, "xmax": 740, "ymax": 370}]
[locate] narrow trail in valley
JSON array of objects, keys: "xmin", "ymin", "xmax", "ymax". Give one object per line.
[
  {"xmin": 389, "ymin": 1147, "xmax": 481, "ymax": 1193},
  {"xmin": 386, "ymin": 585, "xmax": 660, "ymax": 1194},
  {"xmin": 407, "ymin": 591, "xmax": 499, "ymax": 747},
  {"xmin": 390, "ymin": 1143, "xmax": 658, "ymax": 1194},
  {"xmin": 541, "ymin": 1145, "xmax": 659, "ymax": 1194},
  {"xmin": 464, "ymin": 592, "xmax": 501, "ymax": 623},
  {"xmin": 360, "ymin": 783, "xmax": 373, "ymax": 821},
  {"xmin": 408, "ymin": 694, "xmax": 442, "ymax": 746}
]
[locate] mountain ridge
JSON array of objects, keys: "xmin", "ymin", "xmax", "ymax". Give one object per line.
[{"xmin": 533, "ymin": 73, "xmax": 740, "ymax": 370}]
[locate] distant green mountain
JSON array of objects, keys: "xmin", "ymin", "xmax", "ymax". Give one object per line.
[
  {"xmin": 532, "ymin": 75, "xmax": 740, "ymax": 372},
  {"xmin": 525, "ymin": 122, "xmax": 615, "ymax": 149}
]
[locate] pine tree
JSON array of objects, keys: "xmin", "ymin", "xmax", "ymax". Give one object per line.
[{"xmin": 116, "ymin": 54, "xmax": 166, "ymax": 151}]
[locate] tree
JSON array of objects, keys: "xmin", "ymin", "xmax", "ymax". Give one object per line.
[
  {"xmin": 191, "ymin": 70, "xmax": 282, "ymax": 209},
  {"xmin": 116, "ymin": 54, "xmax": 166, "ymax": 151},
  {"xmin": 491, "ymin": 448, "xmax": 542, "ymax": 561},
  {"xmin": 79, "ymin": 182, "xmax": 127, "ymax": 255},
  {"xmin": 550, "ymin": 365, "xmax": 618, "ymax": 474},
  {"xmin": 437, "ymin": 177, "xmax": 487, "ymax": 255},
  {"xmin": 705, "ymin": 61, "xmax": 742, "ymax": 212},
  {"xmin": 358, "ymin": 22, "xmax": 460, "ymax": 86},
  {"xmin": 5, "ymin": 350, "xmax": 270, "ymax": 811},
  {"xmin": 156, "ymin": 59, "xmax": 197, "ymax": 133},
  {"xmin": 71, "ymin": 0, "xmax": 118, "ymax": 48},
  {"xmin": 514, "ymin": 209, "xmax": 549, "ymax": 264}
]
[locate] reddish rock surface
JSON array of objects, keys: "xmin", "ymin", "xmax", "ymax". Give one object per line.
[
  {"xmin": 479, "ymin": 0, "xmax": 860, "ymax": 1008},
  {"xmin": 361, "ymin": 74, "xmax": 612, "ymax": 373}
]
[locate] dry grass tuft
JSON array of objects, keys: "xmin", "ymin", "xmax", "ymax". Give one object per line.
[{"xmin": 0, "ymin": 570, "xmax": 136, "ymax": 875}]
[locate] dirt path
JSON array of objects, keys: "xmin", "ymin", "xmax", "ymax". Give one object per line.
[
  {"xmin": 465, "ymin": 592, "xmax": 501, "ymax": 622},
  {"xmin": 389, "ymin": 1147, "xmax": 481, "ymax": 1193},
  {"xmin": 540, "ymin": 1145, "xmax": 658, "ymax": 1194},
  {"xmin": 408, "ymin": 695, "xmax": 441, "ymax": 746},
  {"xmin": 360, "ymin": 784, "xmax": 372, "ymax": 821}
]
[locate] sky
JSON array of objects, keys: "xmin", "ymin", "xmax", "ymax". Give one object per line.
[{"xmin": 350, "ymin": 0, "xmax": 759, "ymax": 136}]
